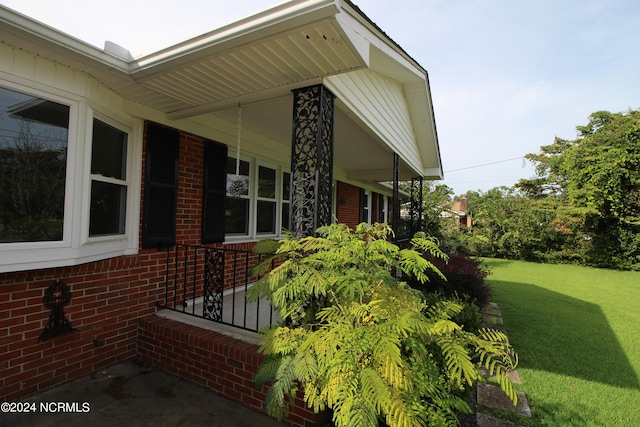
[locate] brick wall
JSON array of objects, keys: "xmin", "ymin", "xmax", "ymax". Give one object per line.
[
  {"xmin": 0, "ymin": 252, "xmax": 165, "ymax": 400},
  {"xmin": 335, "ymin": 181, "xmax": 361, "ymax": 229},
  {"xmin": 137, "ymin": 315, "xmax": 324, "ymax": 427},
  {"xmin": 176, "ymin": 132, "xmax": 205, "ymax": 245}
]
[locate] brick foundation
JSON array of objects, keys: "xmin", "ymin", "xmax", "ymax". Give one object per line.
[
  {"xmin": 0, "ymin": 253, "xmax": 164, "ymax": 400},
  {"xmin": 137, "ymin": 314, "xmax": 324, "ymax": 427}
]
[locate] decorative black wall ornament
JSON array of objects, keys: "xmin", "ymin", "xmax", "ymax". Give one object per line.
[
  {"xmin": 39, "ymin": 280, "xmax": 73, "ymax": 341},
  {"xmin": 290, "ymin": 84, "xmax": 335, "ymax": 237}
]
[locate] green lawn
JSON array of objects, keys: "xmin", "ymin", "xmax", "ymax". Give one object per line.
[{"xmin": 483, "ymin": 258, "xmax": 640, "ymax": 426}]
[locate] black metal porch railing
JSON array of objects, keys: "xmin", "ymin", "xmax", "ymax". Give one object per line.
[{"xmin": 158, "ymin": 244, "xmax": 277, "ymax": 332}]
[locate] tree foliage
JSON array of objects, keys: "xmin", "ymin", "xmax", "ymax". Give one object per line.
[
  {"xmin": 456, "ymin": 109, "xmax": 640, "ymax": 270},
  {"xmin": 461, "ymin": 187, "xmax": 580, "ymax": 263},
  {"xmin": 518, "ymin": 109, "xmax": 640, "ymax": 269},
  {"xmin": 250, "ymin": 223, "xmax": 518, "ymax": 426}
]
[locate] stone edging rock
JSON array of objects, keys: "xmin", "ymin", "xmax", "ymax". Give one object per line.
[{"xmin": 476, "ymin": 302, "xmax": 532, "ymax": 427}]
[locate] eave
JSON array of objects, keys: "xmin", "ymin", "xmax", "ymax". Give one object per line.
[{"xmin": 0, "ymin": 0, "xmax": 443, "ymax": 182}]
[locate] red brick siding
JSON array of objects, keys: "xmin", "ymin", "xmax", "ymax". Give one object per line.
[
  {"xmin": 0, "ymin": 252, "xmax": 164, "ymax": 400},
  {"xmin": 176, "ymin": 132, "xmax": 205, "ymax": 245},
  {"xmin": 335, "ymin": 181, "xmax": 361, "ymax": 229},
  {"xmin": 137, "ymin": 315, "xmax": 323, "ymax": 427}
]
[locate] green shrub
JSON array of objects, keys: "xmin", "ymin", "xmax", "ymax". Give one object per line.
[
  {"xmin": 407, "ymin": 253, "xmax": 492, "ymax": 309},
  {"xmin": 423, "ymin": 292, "xmax": 483, "ymax": 332},
  {"xmin": 250, "ymin": 223, "xmax": 517, "ymax": 427}
]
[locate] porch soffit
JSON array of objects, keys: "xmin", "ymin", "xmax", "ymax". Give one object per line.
[{"xmin": 132, "ymin": 17, "xmax": 370, "ymax": 119}]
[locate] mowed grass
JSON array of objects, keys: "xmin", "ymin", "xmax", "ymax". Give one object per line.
[{"xmin": 482, "ymin": 258, "xmax": 640, "ymax": 426}]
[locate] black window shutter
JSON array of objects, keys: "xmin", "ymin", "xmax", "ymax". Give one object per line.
[
  {"xmin": 142, "ymin": 124, "xmax": 179, "ymax": 249},
  {"xmin": 202, "ymin": 141, "xmax": 227, "ymax": 243}
]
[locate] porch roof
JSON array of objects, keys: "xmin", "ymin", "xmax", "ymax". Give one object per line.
[{"xmin": 0, "ymin": 0, "xmax": 443, "ymax": 182}]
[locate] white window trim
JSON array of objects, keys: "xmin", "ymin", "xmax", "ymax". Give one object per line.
[
  {"xmin": 0, "ymin": 82, "xmax": 141, "ymax": 273},
  {"xmin": 362, "ymin": 190, "xmax": 371, "ymax": 224}
]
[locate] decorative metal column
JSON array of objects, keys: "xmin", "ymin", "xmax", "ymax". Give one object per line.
[
  {"xmin": 290, "ymin": 85, "xmax": 335, "ymax": 237},
  {"xmin": 392, "ymin": 152, "xmax": 400, "ymax": 241},
  {"xmin": 409, "ymin": 176, "xmax": 424, "ymax": 236}
]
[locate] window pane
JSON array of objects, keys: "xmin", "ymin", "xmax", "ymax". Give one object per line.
[
  {"xmin": 225, "ymin": 198, "xmax": 249, "ymax": 234},
  {"xmin": 281, "ymin": 202, "xmax": 290, "ymax": 231},
  {"xmin": 257, "ymin": 200, "xmax": 275, "ymax": 234},
  {"xmin": 92, "ymin": 120, "xmax": 127, "ymax": 179},
  {"xmin": 89, "ymin": 181, "xmax": 126, "ymax": 236},
  {"xmin": 282, "ymin": 172, "xmax": 290, "ymax": 201},
  {"xmin": 258, "ymin": 166, "xmax": 276, "ymax": 198},
  {"xmin": 226, "ymin": 157, "xmax": 250, "ymax": 197},
  {"xmin": 0, "ymin": 87, "xmax": 69, "ymax": 242}
]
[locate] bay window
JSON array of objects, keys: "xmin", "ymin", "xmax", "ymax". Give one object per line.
[{"xmin": 0, "ymin": 83, "xmax": 138, "ymax": 273}]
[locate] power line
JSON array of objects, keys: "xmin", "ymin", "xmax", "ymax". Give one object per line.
[{"xmin": 445, "ymin": 156, "xmax": 525, "ymax": 173}]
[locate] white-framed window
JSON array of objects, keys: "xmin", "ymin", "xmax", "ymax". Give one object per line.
[
  {"xmin": 0, "ymin": 82, "xmax": 139, "ymax": 273},
  {"xmin": 225, "ymin": 156, "xmax": 252, "ymax": 236},
  {"xmin": 89, "ymin": 118, "xmax": 128, "ymax": 237},
  {"xmin": 224, "ymin": 156, "xmax": 290, "ymax": 240}
]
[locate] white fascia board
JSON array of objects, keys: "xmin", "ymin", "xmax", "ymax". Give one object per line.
[
  {"xmin": 423, "ymin": 167, "xmax": 444, "ymax": 180},
  {"xmin": 131, "ymin": 0, "xmax": 341, "ymax": 77}
]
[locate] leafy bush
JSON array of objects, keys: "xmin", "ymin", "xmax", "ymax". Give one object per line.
[
  {"xmin": 422, "ymin": 292, "xmax": 483, "ymax": 333},
  {"xmin": 249, "ymin": 223, "xmax": 517, "ymax": 427},
  {"xmin": 408, "ymin": 253, "xmax": 492, "ymax": 309}
]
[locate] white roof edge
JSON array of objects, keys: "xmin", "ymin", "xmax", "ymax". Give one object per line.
[
  {"xmin": 339, "ymin": 0, "xmax": 428, "ymax": 78},
  {"xmin": 132, "ymin": 0, "xmax": 340, "ymax": 73},
  {"xmin": 423, "ymin": 167, "xmax": 444, "ymax": 180},
  {"xmin": 0, "ymin": 4, "xmax": 130, "ymax": 71}
]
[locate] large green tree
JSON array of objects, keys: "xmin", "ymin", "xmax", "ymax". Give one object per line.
[{"xmin": 519, "ymin": 109, "xmax": 640, "ymax": 269}]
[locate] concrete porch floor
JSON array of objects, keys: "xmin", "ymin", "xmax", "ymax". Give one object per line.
[
  {"xmin": 1, "ymin": 359, "xmax": 285, "ymax": 427},
  {"xmin": 181, "ymin": 287, "xmax": 278, "ymax": 332}
]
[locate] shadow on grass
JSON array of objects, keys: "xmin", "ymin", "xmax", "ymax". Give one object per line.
[
  {"xmin": 490, "ymin": 279, "xmax": 640, "ymax": 390},
  {"xmin": 526, "ymin": 399, "xmax": 595, "ymax": 426}
]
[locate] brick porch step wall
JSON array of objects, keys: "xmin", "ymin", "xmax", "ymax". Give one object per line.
[{"xmin": 137, "ymin": 313, "xmax": 324, "ymax": 427}]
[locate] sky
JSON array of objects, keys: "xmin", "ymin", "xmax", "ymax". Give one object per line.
[{"xmin": 3, "ymin": 0, "xmax": 639, "ymax": 196}]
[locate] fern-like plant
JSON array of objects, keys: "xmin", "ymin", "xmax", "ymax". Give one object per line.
[{"xmin": 249, "ymin": 223, "xmax": 517, "ymax": 427}]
